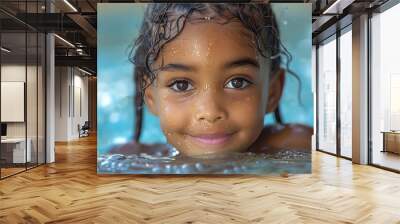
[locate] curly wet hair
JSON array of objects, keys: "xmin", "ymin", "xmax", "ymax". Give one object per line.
[{"xmin": 129, "ymin": 3, "xmax": 296, "ymax": 142}]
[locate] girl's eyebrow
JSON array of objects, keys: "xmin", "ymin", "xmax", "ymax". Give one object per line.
[
  {"xmin": 224, "ymin": 57, "xmax": 260, "ymax": 70},
  {"xmin": 160, "ymin": 63, "xmax": 195, "ymax": 72},
  {"xmin": 159, "ymin": 57, "xmax": 259, "ymax": 72}
]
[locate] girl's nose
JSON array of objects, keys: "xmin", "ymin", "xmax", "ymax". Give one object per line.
[
  {"xmin": 197, "ymin": 112, "xmax": 223, "ymax": 123},
  {"xmin": 194, "ymin": 88, "xmax": 228, "ymax": 124}
]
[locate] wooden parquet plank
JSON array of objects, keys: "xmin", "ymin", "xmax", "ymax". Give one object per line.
[{"xmin": 0, "ymin": 134, "xmax": 400, "ymax": 223}]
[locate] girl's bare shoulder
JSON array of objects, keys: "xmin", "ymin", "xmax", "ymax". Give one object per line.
[{"xmin": 248, "ymin": 124, "xmax": 313, "ymax": 154}]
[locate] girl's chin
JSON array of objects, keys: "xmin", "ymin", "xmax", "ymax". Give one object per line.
[{"xmin": 178, "ymin": 146, "xmax": 244, "ymax": 157}]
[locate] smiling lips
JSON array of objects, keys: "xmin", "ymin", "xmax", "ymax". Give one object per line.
[{"xmin": 189, "ymin": 133, "xmax": 234, "ymax": 145}]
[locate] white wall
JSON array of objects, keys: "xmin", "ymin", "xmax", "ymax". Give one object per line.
[
  {"xmin": 1, "ymin": 65, "xmax": 26, "ymax": 131},
  {"xmin": 1, "ymin": 65, "xmax": 27, "ymax": 144},
  {"xmin": 1, "ymin": 64, "xmax": 42, "ymax": 138},
  {"xmin": 72, "ymin": 72, "xmax": 89, "ymax": 138},
  {"xmin": 54, "ymin": 67, "xmax": 89, "ymax": 141},
  {"xmin": 55, "ymin": 66, "xmax": 69, "ymax": 141},
  {"xmin": 1, "ymin": 63, "xmax": 46, "ymax": 164}
]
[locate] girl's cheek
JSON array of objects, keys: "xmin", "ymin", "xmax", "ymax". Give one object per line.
[
  {"xmin": 227, "ymin": 86, "xmax": 261, "ymax": 106},
  {"xmin": 228, "ymin": 93, "xmax": 264, "ymax": 125},
  {"xmin": 158, "ymin": 100, "xmax": 190, "ymax": 131},
  {"xmin": 158, "ymin": 91, "xmax": 191, "ymax": 115}
]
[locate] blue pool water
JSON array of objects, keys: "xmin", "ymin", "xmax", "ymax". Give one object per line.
[{"xmin": 97, "ymin": 149, "xmax": 311, "ymax": 175}]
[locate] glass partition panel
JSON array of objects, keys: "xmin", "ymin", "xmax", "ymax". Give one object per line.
[
  {"xmin": 317, "ymin": 36, "xmax": 337, "ymax": 154},
  {"xmin": 371, "ymin": 4, "xmax": 400, "ymax": 171},
  {"xmin": 339, "ymin": 29, "xmax": 352, "ymax": 158},
  {"xmin": 1, "ymin": 30, "xmax": 28, "ymax": 177},
  {"xmin": 27, "ymin": 30, "xmax": 38, "ymax": 169},
  {"xmin": 0, "ymin": 0, "xmax": 46, "ymax": 179}
]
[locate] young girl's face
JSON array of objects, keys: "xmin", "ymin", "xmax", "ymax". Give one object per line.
[{"xmin": 144, "ymin": 19, "xmax": 275, "ymax": 156}]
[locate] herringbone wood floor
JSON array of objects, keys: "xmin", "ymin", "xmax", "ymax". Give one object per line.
[{"xmin": 1, "ymin": 134, "xmax": 400, "ymax": 224}]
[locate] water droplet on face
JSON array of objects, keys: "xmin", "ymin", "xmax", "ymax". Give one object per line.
[
  {"xmin": 206, "ymin": 42, "xmax": 213, "ymax": 57},
  {"xmin": 171, "ymin": 47, "xmax": 178, "ymax": 56},
  {"xmin": 191, "ymin": 39, "xmax": 202, "ymax": 57}
]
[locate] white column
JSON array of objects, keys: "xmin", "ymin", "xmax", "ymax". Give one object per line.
[
  {"xmin": 312, "ymin": 45, "xmax": 317, "ymax": 151},
  {"xmin": 46, "ymin": 1, "xmax": 55, "ymax": 163},
  {"xmin": 352, "ymin": 14, "xmax": 369, "ymax": 164}
]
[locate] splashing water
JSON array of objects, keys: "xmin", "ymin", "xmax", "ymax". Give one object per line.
[{"xmin": 97, "ymin": 147, "xmax": 311, "ymax": 175}]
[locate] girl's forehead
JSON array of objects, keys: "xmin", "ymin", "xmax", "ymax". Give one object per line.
[
  {"xmin": 165, "ymin": 21, "xmax": 256, "ymax": 51},
  {"xmin": 153, "ymin": 21, "xmax": 271, "ymax": 77}
]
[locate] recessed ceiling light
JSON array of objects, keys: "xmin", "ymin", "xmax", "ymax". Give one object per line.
[
  {"xmin": 322, "ymin": 0, "xmax": 354, "ymax": 15},
  {"xmin": 54, "ymin": 34, "xmax": 75, "ymax": 48},
  {"xmin": 63, "ymin": 0, "xmax": 78, "ymax": 12},
  {"xmin": 78, "ymin": 67, "xmax": 93, "ymax": 76},
  {"xmin": 1, "ymin": 47, "xmax": 11, "ymax": 53}
]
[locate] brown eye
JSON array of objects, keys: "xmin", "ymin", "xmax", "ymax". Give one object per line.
[
  {"xmin": 225, "ymin": 77, "xmax": 251, "ymax": 89},
  {"xmin": 169, "ymin": 79, "xmax": 193, "ymax": 92}
]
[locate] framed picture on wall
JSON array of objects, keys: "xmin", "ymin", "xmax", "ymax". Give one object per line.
[
  {"xmin": 1, "ymin": 82, "xmax": 25, "ymax": 122},
  {"xmin": 97, "ymin": 3, "xmax": 313, "ymax": 175}
]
